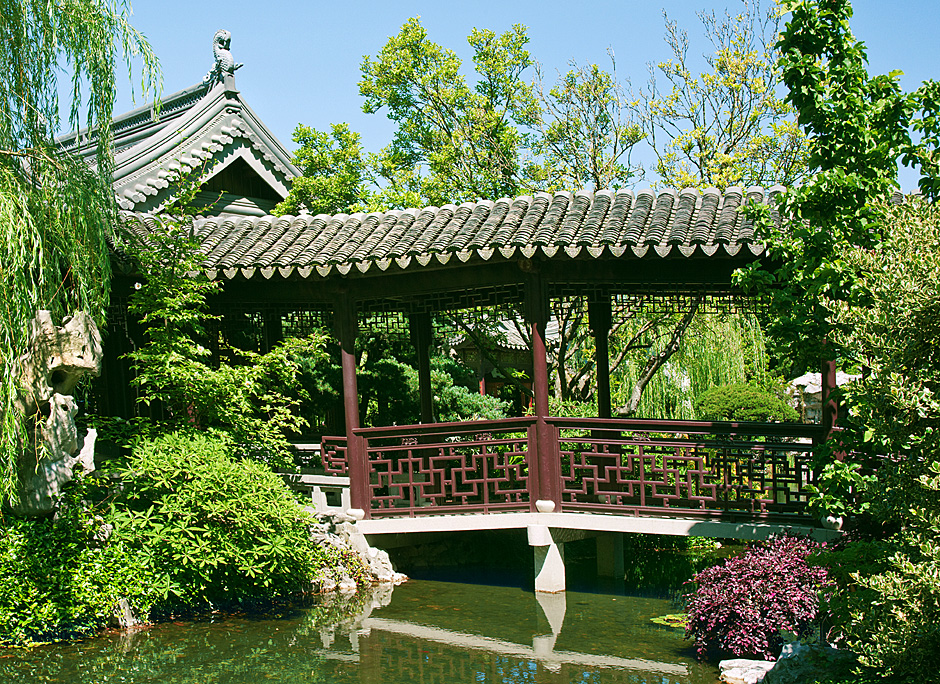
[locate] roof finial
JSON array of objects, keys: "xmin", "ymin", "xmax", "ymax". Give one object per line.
[{"xmin": 203, "ymin": 29, "xmax": 242, "ymax": 89}]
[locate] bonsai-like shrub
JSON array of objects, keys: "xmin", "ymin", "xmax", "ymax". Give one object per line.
[
  {"xmin": 694, "ymin": 383, "xmax": 799, "ymax": 422},
  {"xmin": 685, "ymin": 534, "xmax": 830, "ymax": 659}
]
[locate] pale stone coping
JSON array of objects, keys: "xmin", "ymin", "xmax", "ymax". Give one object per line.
[{"xmin": 358, "ymin": 511, "xmax": 842, "ymax": 543}]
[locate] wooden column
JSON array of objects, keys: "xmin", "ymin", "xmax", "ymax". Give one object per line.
[
  {"xmin": 821, "ymin": 355, "xmax": 837, "ymax": 437},
  {"xmin": 261, "ymin": 310, "xmax": 283, "ymax": 354},
  {"xmin": 526, "ymin": 274, "xmax": 562, "ymax": 510},
  {"xmin": 588, "ymin": 295, "xmax": 612, "ymax": 419},
  {"xmin": 409, "ymin": 312, "xmax": 434, "ymax": 423},
  {"xmin": 336, "ymin": 295, "xmax": 369, "ymax": 516}
]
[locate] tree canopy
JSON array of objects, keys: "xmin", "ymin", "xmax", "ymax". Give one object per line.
[{"xmin": 0, "ymin": 0, "xmax": 161, "ymax": 504}]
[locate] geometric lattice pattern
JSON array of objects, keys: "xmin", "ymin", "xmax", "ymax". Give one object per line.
[
  {"xmin": 322, "ymin": 416, "xmax": 821, "ymax": 522},
  {"xmin": 362, "ymin": 420, "xmax": 534, "ymax": 516},
  {"xmin": 556, "ymin": 429, "xmax": 815, "ymax": 517}
]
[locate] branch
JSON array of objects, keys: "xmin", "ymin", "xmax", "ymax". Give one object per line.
[
  {"xmin": 451, "ymin": 315, "xmax": 534, "ymax": 399},
  {"xmin": 615, "ymin": 294, "xmax": 703, "ymax": 416}
]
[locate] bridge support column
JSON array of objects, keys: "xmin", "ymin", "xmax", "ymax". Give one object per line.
[
  {"xmin": 528, "ymin": 525, "xmax": 566, "ymax": 593},
  {"xmin": 595, "ymin": 532, "xmax": 624, "ymax": 579}
]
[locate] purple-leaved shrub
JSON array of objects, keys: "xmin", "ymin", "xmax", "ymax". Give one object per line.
[{"xmin": 685, "ymin": 534, "xmax": 831, "ymax": 659}]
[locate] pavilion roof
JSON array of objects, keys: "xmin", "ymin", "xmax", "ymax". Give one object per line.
[{"xmin": 120, "ymin": 185, "xmax": 781, "ymax": 282}]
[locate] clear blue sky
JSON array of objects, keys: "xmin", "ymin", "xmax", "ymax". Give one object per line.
[{"xmin": 110, "ymin": 0, "xmax": 940, "ymax": 191}]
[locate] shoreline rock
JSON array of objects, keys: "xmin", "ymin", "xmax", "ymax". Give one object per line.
[{"xmin": 307, "ymin": 507, "xmax": 407, "ymax": 591}]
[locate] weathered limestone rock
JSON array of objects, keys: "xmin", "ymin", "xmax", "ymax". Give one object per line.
[
  {"xmin": 308, "ymin": 507, "xmax": 407, "ymax": 590},
  {"xmin": 719, "ymin": 658, "xmax": 775, "ymax": 684},
  {"xmin": 110, "ymin": 598, "xmax": 141, "ymax": 629},
  {"xmin": 764, "ymin": 642, "xmax": 856, "ymax": 684},
  {"xmin": 10, "ymin": 311, "xmax": 103, "ymax": 516}
]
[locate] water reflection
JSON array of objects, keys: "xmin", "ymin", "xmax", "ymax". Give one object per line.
[{"xmin": 0, "ymin": 580, "xmax": 717, "ymax": 683}]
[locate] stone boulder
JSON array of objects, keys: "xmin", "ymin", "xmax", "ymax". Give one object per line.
[
  {"xmin": 719, "ymin": 658, "xmax": 775, "ymax": 684},
  {"xmin": 764, "ymin": 642, "xmax": 856, "ymax": 684},
  {"xmin": 308, "ymin": 508, "xmax": 407, "ymax": 589},
  {"xmin": 10, "ymin": 311, "xmax": 103, "ymax": 516}
]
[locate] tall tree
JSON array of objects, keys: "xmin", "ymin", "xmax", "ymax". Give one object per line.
[
  {"xmin": 534, "ymin": 52, "xmax": 644, "ymax": 191},
  {"xmin": 642, "ymin": 0, "xmax": 810, "ymax": 189},
  {"xmin": 273, "ymin": 123, "xmax": 368, "ymax": 215},
  {"xmin": 741, "ymin": 0, "xmax": 940, "ymax": 373},
  {"xmin": 0, "ymin": 1, "xmax": 161, "ymax": 504},
  {"xmin": 359, "ymin": 18, "xmax": 542, "ymax": 206}
]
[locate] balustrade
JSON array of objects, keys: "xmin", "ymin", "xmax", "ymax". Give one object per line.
[{"xmin": 320, "ymin": 417, "xmax": 825, "ymax": 522}]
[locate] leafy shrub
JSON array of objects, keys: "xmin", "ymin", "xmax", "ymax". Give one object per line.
[
  {"xmin": 821, "ymin": 461, "xmax": 940, "ymax": 682},
  {"xmin": 0, "ymin": 484, "xmax": 158, "ymax": 645},
  {"xmin": 685, "ymin": 534, "xmax": 830, "ymax": 659},
  {"xmin": 110, "ymin": 431, "xmax": 343, "ymax": 609},
  {"xmin": 694, "ymin": 383, "xmax": 799, "ymax": 422}
]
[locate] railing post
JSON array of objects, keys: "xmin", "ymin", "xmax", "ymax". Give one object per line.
[
  {"xmin": 526, "ymin": 423, "xmax": 541, "ymax": 512},
  {"xmin": 348, "ymin": 433, "xmax": 371, "ymax": 519}
]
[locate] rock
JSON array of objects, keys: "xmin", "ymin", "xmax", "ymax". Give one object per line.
[
  {"xmin": 110, "ymin": 598, "xmax": 140, "ymax": 629},
  {"xmin": 764, "ymin": 643, "xmax": 856, "ymax": 684},
  {"xmin": 719, "ymin": 659, "xmax": 775, "ymax": 684},
  {"xmin": 9, "ymin": 311, "xmax": 103, "ymax": 517},
  {"xmin": 307, "ymin": 508, "xmax": 407, "ymax": 590}
]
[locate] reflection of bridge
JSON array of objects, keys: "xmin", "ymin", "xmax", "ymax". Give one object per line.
[
  {"xmin": 319, "ymin": 415, "xmax": 838, "ymax": 591},
  {"xmin": 310, "ymin": 582, "xmax": 698, "ymax": 684}
]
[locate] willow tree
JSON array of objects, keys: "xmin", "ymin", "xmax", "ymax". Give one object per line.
[{"xmin": 0, "ymin": 1, "xmax": 161, "ymax": 503}]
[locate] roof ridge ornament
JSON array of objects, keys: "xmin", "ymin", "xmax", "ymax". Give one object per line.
[{"xmin": 203, "ymin": 29, "xmax": 242, "ymax": 91}]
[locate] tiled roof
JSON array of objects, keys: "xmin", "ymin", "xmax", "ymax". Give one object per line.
[{"xmin": 120, "ymin": 185, "xmax": 781, "ymax": 281}]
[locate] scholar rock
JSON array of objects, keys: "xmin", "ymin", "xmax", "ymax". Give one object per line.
[{"xmin": 10, "ymin": 311, "xmax": 103, "ymax": 516}]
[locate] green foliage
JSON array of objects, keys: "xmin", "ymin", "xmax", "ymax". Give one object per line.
[
  {"xmin": 110, "ymin": 431, "xmax": 343, "ymax": 609},
  {"xmin": 808, "ymin": 202, "xmax": 940, "ymax": 680},
  {"xmin": 123, "ymin": 199, "xmax": 327, "ymax": 466},
  {"xmin": 642, "ymin": 0, "xmax": 810, "ymax": 189},
  {"xmin": 611, "ymin": 312, "xmax": 771, "ymax": 420},
  {"xmin": 0, "ymin": 482, "xmax": 158, "ymax": 645},
  {"xmin": 0, "ymin": 0, "xmax": 160, "ymax": 505},
  {"xmin": 359, "ymin": 355, "xmax": 508, "ymax": 426},
  {"xmin": 757, "ymin": 9, "xmax": 940, "ymax": 671},
  {"xmin": 274, "ymin": 123, "xmax": 368, "ymax": 215},
  {"xmin": 821, "ymin": 462, "xmax": 940, "ymax": 682},
  {"xmin": 694, "ymin": 383, "xmax": 798, "ymax": 422},
  {"xmin": 535, "ymin": 52, "xmax": 644, "ymax": 190},
  {"xmin": 740, "ymin": 0, "xmax": 940, "ymax": 373},
  {"xmin": 359, "ymin": 18, "xmax": 541, "ymax": 206}
]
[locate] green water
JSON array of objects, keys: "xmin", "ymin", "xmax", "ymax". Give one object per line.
[{"xmin": 0, "ymin": 579, "xmax": 718, "ymax": 683}]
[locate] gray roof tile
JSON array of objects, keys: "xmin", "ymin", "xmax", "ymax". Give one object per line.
[{"xmin": 119, "ymin": 186, "xmax": 776, "ymax": 280}]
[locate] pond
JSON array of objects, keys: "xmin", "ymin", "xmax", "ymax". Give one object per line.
[{"xmin": 0, "ymin": 576, "xmax": 718, "ymax": 683}]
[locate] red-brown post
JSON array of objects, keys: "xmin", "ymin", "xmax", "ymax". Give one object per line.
[
  {"xmin": 336, "ymin": 295, "xmax": 370, "ymax": 517},
  {"xmin": 526, "ymin": 274, "xmax": 562, "ymax": 509}
]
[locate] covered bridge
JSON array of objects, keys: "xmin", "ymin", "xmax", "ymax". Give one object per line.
[{"xmin": 82, "ymin": 32, "xmax": 836, "ymax": 592}]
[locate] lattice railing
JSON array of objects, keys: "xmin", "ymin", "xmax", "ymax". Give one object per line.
[
  {"xmin": 549, "ymin": 417, "xmax": 821, "ymax": 519},
  {"xmin": 320, "ymin": 436, "xmax": 350, "ymax": 476},
  {"xmin": 355, "ymin": 418, "xmax": 537, "ymax": 517}
]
